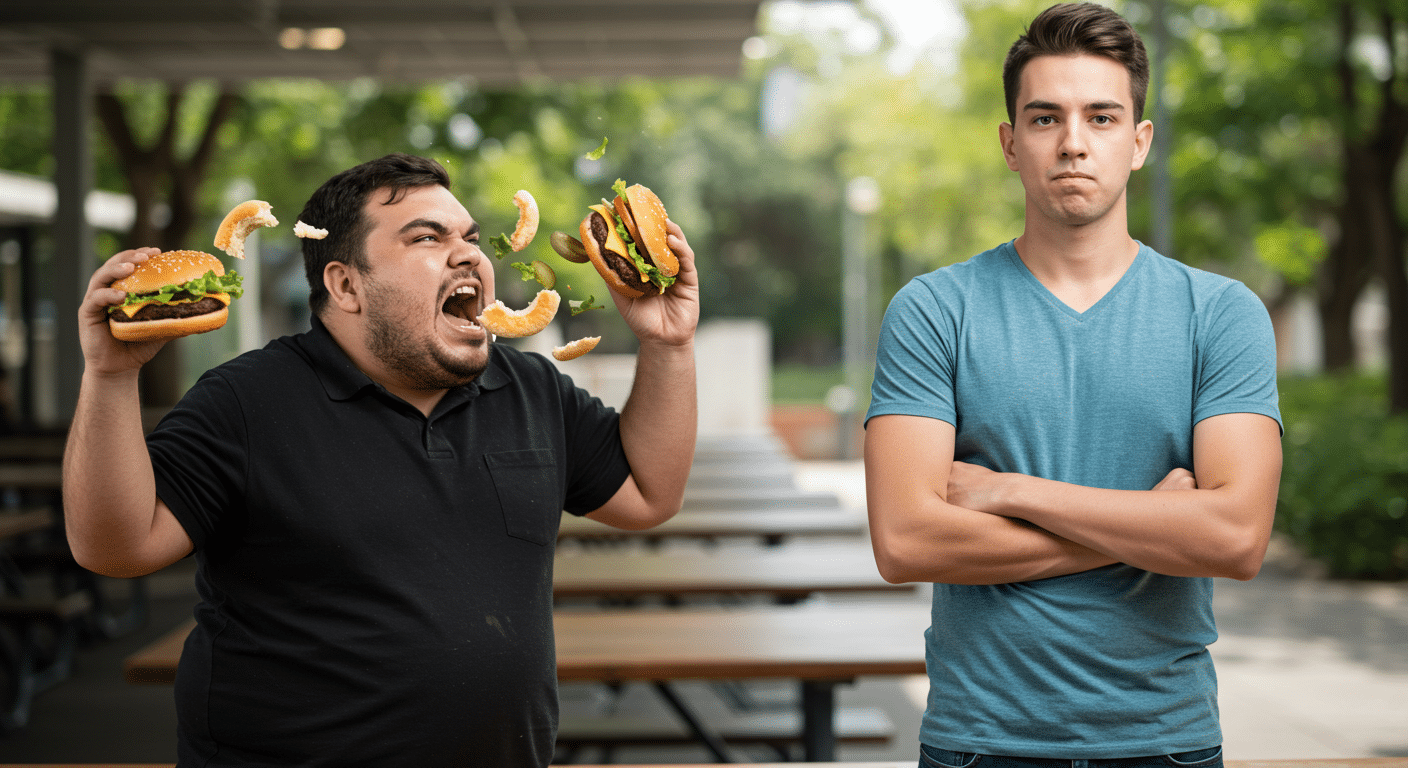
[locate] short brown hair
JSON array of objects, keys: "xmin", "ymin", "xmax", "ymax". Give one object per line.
[
  {"xmin": 299, "ymin": 153, "xmax": 452, "ymax": 316},
  {"xmin": 1002, "ymin": 3, "xmax": 1150, "ymax": 124}
]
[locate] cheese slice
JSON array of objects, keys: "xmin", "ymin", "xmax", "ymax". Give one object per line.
[{"xmin": 117, "ymin": 292, "xmax": 231, "ymax": 318}]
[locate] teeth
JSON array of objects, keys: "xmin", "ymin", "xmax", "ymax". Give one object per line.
[{"xmin": 452, "ymin": 286, "xmax": 476, "ymax": 297}]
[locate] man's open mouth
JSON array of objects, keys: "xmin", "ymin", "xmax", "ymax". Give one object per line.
[{"xmin": 441, "ymin": 285, "xmax": 481, "ymax": 329}]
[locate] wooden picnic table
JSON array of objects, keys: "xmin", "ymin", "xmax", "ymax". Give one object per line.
[
  {"xmin": 125, "ymin": 602, "xmax": 931, "ymax": 761},
  {"xmin": 682, "ymin": 486, "xmax": 841, "ymax": 512},
  {"xmin": 552, "ymin": 541, "xmax": 901, "ymax": 602},
  {"xmin": 558, "ymin": 507, "xmax": 867, "ymax": 545}
]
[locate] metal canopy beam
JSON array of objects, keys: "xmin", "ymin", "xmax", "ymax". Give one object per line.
[{"xmin": 0, "ymin": 1, "xmax": 762, "ymax": 85}]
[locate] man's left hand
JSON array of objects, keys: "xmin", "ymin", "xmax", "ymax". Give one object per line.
[{"xmin": 947, "ymin": 461, "xmax": 1007, "ymax": 514}]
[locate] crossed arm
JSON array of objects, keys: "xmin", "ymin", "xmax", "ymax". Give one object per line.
[{"xmin": 863, "ymin": 412, "xmax": 1283, "ymax": 585}]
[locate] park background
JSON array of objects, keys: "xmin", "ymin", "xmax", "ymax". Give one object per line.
[{"xmin": 0, "ymin": 0, "xmax": 1406, "ymax": 761}]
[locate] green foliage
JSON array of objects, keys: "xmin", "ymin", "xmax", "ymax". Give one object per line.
[
  {"xmin": 772, "ymin": 363, "xmax": 845, "ymax": 405},
  {"xmin": 0, "ymin": 87, "xmax": 52, "ymax": 177},
  {"xmin": 1255, "ymin": 221, "xmax": 1327, "ymax": 286},
  {"xmin": 1276, "ymin": 375, "xmax": 1408, "ymax": 579}
]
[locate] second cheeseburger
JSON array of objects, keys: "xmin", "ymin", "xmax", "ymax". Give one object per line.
[
  {"xmin": 108, "ymin": 250, "xmax": 244, "ymax": 342},
  {"xmin": 579, "ymin": 180, "xmax": 679, "ymax": 298}
]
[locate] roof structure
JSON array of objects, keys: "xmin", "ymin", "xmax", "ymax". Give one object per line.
[{"xmin": 0, "ymin": 0, "xmax": 764, "ymax": 85}]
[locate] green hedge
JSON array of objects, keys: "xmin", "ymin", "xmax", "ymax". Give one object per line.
[{"xmin": 1276, "ymin": 374, "xmax": 1408, "ymax": 580}]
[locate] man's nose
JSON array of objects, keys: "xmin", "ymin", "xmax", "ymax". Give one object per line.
[
  {"xmin": 452, "ymin": 239, "xmax": 483, "ymax": 268},
  {"xmin": 1058, "ymin": 123, "xmax": 1089, "ymax": 159}
]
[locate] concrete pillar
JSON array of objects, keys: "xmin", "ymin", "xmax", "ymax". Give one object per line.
[{"xmin": 51, "ymin": 45, "xmax": 92, "ymax": 427}]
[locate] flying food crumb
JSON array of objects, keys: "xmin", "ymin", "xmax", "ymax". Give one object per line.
[{"xmin": 294, "ymin": 220, "xmax": 329, "ymax": 239}]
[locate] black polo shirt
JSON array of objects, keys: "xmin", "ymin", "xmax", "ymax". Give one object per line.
[{"xmin": 148, "ymin": 318, "xmax": 630, "ymax": 767}]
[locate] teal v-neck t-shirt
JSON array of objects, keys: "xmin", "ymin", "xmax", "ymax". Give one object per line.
[{"xmin": 866, "ymin": 240, "xmax": 1281, "ymax": 757}]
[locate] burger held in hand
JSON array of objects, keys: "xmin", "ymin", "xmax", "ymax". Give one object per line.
[
  {"xmin": 108, "ymin": 250, "xmax": 244, "ymax": 342},
  {"xmin": 577, "ymin": 180, "xmax": 679, "ymax": 299}
]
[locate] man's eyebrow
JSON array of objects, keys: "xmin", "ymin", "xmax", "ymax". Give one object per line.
[
  {"xmin": 400, "ymin": 218, "xmax": 450, "ymax": 236},
  {"xmin": 1022, "ymin": 99, "xmax": 1127, "ymax": 112}
]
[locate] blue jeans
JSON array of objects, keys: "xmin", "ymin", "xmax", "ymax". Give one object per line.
[{"xmin": 919, "ymin": 744, "xmax": 1223, "ymax": 768}]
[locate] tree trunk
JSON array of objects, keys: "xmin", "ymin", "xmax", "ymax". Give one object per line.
[
  {"xmin": 1323, "ymin": 3, "xmax": 1408, "ymax": 412},
  {"xmin": 94, "ymin": 84, "xmax": 239, "ymax": 409}
]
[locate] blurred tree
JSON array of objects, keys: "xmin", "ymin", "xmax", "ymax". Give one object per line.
[
  {"xmin": 1327, "ymin": 1, "xmax": 1408, "ymax": 412},
  {"xmin": 1151, "ymin": 0, "xmax": 1407, "ymax": 411},
  {"xmin": 96, "ymin": 83, "xmax": 237, "ymax": 252},
  {"xmin": 90, "ymin": 82, "xmax": 237, "ymax": 408}
]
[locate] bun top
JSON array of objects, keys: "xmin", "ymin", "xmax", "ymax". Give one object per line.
[
  {"xmin": 113, "ymin": 250, "xmax": 226, "ymax": 295},
  {"xmin": 621, "ymin": 185, "xmax": 677, "ymax": 277}
]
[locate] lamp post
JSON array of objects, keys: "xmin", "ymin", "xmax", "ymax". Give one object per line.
[
  {"xmin": 835, "ymin": 176, "xmax": 880, "ymax": 460},
  {"xmin": 1150, "ymin": 0, "xmax": 1173, "ymax": 258}
]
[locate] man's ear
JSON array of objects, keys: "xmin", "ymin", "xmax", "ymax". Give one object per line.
[
  {"xmin": 324, "ymin": 262, "xmax": 363, "ymax": 314},
  {"xmin": 999, "ymin": 122, "xmax": 1019, "ymax": 172},
  {"xmin": 1131, "ymin": 119, "xmax": 1154, "ymax": 171}
]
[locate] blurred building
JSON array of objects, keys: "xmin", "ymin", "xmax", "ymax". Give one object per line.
[{"xmin": 0, "ymin": 168, "xmax": 134, "ymax": 430}]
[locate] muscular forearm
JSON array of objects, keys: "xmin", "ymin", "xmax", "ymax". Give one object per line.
[
  {"xmin": 867, "ymin": 493, "xmax": 1117, "ymax": 585},
  {"xmin": 616, "ymin": 339, "xmax": 696, "ymax": 523},
  {"xmin": 63, "ymin": 370, "xmax": 173, "ymax": 576},
  {"xmin": 956, "ymin": 414, "xmax": 1283, "ymax": 581},
  {"xmin": 981, "ymin": 476, "xmax": 1269, "ymax": 579},
  {"xmin": 864, "ymin": 415, "xmax": 1116, "ymax": 585}
]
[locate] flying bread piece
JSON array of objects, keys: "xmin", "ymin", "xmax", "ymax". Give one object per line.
[
  {"xmin": 476, "ymin": 289, "xmax": 560, "ymax": 338},
  {"xmin": 552, "ymin": 336, "xmax": 601, "ymax": 361},
  {"xmin": 294, "ymin": 220, "xmax": 328, "ymax": 239},
  {"xmin": 215, "ymin": 200, "xmax": 279, "ymax": 259},
  {"xmin": 509, "ymin": 190, "xmax": 539, "ymax": 251}
]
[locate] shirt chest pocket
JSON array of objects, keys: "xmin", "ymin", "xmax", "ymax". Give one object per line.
[{"xmin": 483, "ymin": 449, "xmax": 560, "ymax": 546}]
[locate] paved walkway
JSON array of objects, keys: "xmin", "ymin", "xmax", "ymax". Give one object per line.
[{"xmin": 795, "ymin": 461, "xmax": 1408, "ymax": 760}]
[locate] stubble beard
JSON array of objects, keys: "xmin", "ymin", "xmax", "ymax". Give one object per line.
[{"xmin": 363, "ymin": 276, "xmax": 488, "ymax": 390}]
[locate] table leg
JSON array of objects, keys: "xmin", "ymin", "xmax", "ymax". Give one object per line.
[
  {"xmin": 800, "ymin": 679, "xmax": 838, "ymax": 761},
  {"xmin": 651, "ymin": 680, "xmax": 737, "ymax": 763}
]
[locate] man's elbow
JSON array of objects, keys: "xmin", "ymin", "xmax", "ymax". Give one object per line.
[
  {"xmin": 870, "ymin": 535, "xmax": 939, "ymax": 585},
  {"xmin": 1221, "ymin": 538, "xmax": 1270, "ymax": 581},
  {"xmin": 1203, "ymin": 525, "xmax": 1272, "ymax": 581},
  {"xmin": 590, "ymin": 501, "xmax": 680, "ymax": 531},
  {"xmin": 68, "ymin": 543, "xmax": 154, "ymax": 580}
]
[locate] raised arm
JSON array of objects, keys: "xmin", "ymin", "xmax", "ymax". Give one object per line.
[
  {"xmin": 63, "ymin": 248, "xmax": 193, "ymax": 578},
  {"xmin": 585, "ymin": 219, "xmax": 699, "ymax": 530},
  {"xmin": 864, "ymin": 414, "xmax": 1118, "ymax": 585},
  {"xmin": 947, "ymin": 412, "xmax": 1282, "ymax": 581}
]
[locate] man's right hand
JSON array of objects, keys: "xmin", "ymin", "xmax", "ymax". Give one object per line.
[{"xmin": 81, "ymin": 247, "xmax": 168, "ymax": 375}]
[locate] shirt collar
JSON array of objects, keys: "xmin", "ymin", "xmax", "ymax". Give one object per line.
[{"xmin": 301, "ymin": 315, "xmax": 510, "ymax": 404}]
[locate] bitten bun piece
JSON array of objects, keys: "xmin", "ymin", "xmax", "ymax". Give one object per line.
[
  {"xmin": 108, "ymin": 250, "xmax": 238, "ymax": 343},
  {"xmin": 215, "ymin": 200, "xmax": 279, "ymax": 259},
  {"xmin": 476, "ymin": 289, "xmax": 560, "ymax": 338},
  {"xmin": 509, "ymin": 190, "xmax": 539, "ymax": 251},
  {"xmin": 552, "ymin": 336, "xmax": 601, "ymax": 361}
]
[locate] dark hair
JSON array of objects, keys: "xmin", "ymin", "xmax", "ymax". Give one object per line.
[
  {"xmin": 299, "ymin": 153, "xmax": 452, "ymax": 316},
  {"xmin": 1002, "ymin": 3, "xmax": 1150, "ymax": 124}
]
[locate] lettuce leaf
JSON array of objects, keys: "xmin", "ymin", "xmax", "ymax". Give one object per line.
[
  {"xmin": 120, "ymin": 269, "xmax": 243, "ymax": 306},
  {"xmin": 570, "ymin": 295, "xmax": 605, "ymax": 315},
  {"xmin": 489, "ymin": 233, "xmax": 513, "ymax": 260}
]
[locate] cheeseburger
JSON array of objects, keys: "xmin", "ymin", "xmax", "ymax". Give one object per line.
[
  {"xmin": 108, "ymin": 250, "xmax": 244, "ymax": 342},
  {"xmin": 577, "ymin": 180, "xmax": 679, "ymax": 298}
]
